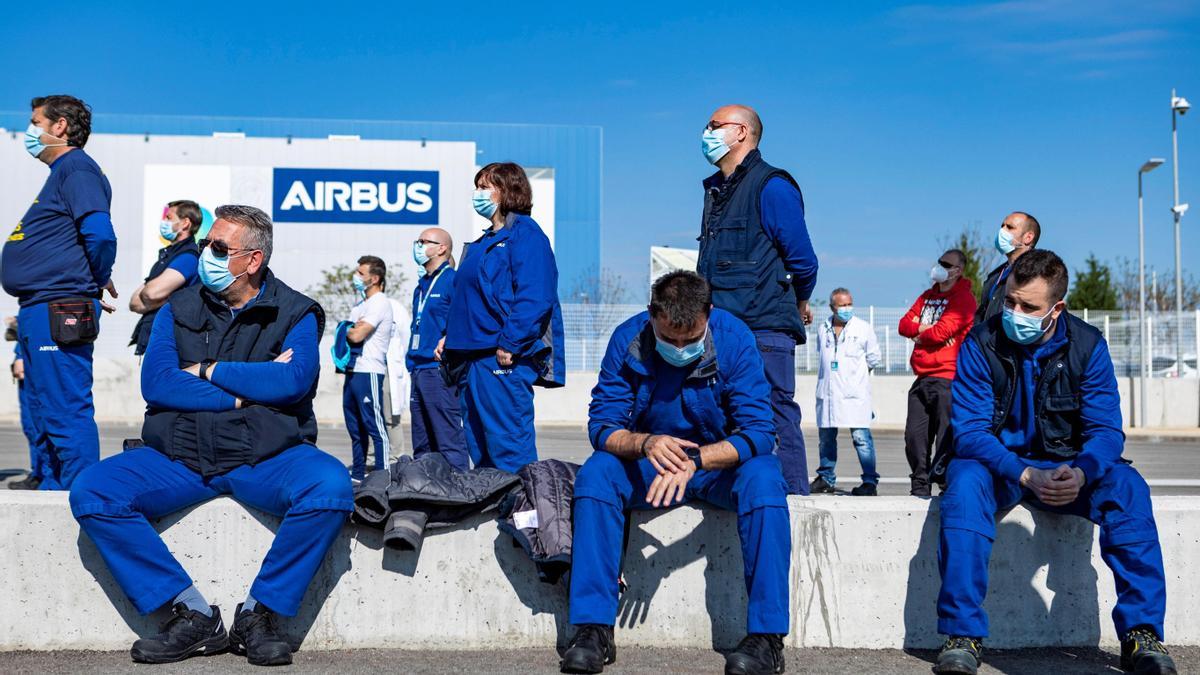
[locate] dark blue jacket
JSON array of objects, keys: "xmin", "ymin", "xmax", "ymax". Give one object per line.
[
  {"xmin": 408, "ymin": 262, "xmax": 455, "ymax": 372},
  {"xmin": 698, "ymin": 149, "xmax": 818, "ymax": 343},
  {"xmin": 140, "ymin": 272, "xmax": 325, "ymax": 476},
  {"xmin": 951, "ymin": 311, "xmax": 1124, "ymax": 484},
  {"xmin": 588, "ymin": 309, "xmax": 776, "ymax": 463},
  {"xmin": 129, "ymin": 237, "xmax": 201, "ymax": 355},
  {"xmin": 446, "ymin": 213, "xmax": 565, "ymax": 387},
  {"xmin": 2, "ymin": 150, "xmax": 116, "ymax": 307}
]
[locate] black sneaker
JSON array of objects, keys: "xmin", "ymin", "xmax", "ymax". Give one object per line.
[
  {"xmin": 229, "ymin": 602, "xmax": 293, "ymax": 666},
  {"xmin": 850, "ymin": 483, "xmax": 878, "ymax": 496},
  {"xmin": 1121, "ymin": 626, "xmax": 1177, "ymax": 674},
  {"xmin": 933, "ymin": 636, "xmax": 983, "ymax": 674},
  {"xmin": 725, "ymin": 633, "xmax": 785, "ymax": 674},
  {"xmin": 809, "ymin": 477, "xmax": 835, "ymax": 494},
  {"xmin": 560, "ymin": 624, "xmax": 616, "ymax": 673},
  {"xmin": 130, "ymin": 603, "xmax": 228, "ymax": 664},
  {"xmin": 7, "ymin": 475, "xmax": 40, "ymax": 490}
]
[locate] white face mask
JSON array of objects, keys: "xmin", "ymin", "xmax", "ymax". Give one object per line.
[{"xmin": 930, "ymin": 264, "xmax": 950, "ymax": 284}]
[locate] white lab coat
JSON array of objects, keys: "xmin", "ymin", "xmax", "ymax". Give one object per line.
[
  {"xmin": 814, "ymin": 315, "xmax": 882, "ymax": 429},
  {"xmin": 385, "ymin": 299, "xmax": 412, "ymax": 420}
]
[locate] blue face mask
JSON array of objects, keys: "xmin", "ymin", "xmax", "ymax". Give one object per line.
[
  {"xmin": 701, "ymin": 128, "xmax": 731, "ymax": 165},
  {"xmin": 413, "ymin": 241, "xmax": 430, "ymax": 266},
  {"xmin": 24, "ymin": 123, "xmax": 66, "ymax": 159},
  {"xmin": 1002, "ymin": 305, "xmax": 1056, "ymax": 345},
  {"xmin": 995, "ymin": 227, "xmax": 1017, "ymax": 255},
  {"xmin": 416, "ymin": 265, "xmax": 428, "ymax": 278},
  {"xmin": 198, "ymin": 247, "xmax": 249, "ymax": 293},
  {"xmin": 654, "ymin": 327, "xmax": 707, "ymax": 367},
  {"xmin": 835, "ymin": 307, "xmax": 854, "ymax": 323},
  {"xmin": 159, "ymin": 219, "xmax": 179, "ymax": 242},
  {"xmin": 352, "ymin": 275, "xmax": 368, "ymax": 294},
  {"xmin": 473, "ymin": 189, "xmax": 498, "ymax": 219}
]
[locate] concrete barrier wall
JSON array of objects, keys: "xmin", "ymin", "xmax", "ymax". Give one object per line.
[
  {"xmin": 0, "ymin": 358, "xmax": 1196, "ymax": 428},
  {"xmin": 2, "ymin": 493, "xmax": 1196, "ymax": 651}
]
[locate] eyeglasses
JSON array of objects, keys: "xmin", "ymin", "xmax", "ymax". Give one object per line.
[
  {"xmin": 937, "ymin": 260, "xmax": 958, "ymax": 270},
  {"xmin": 198, "ymin": 238, "xmax": 254, "ymax": 257},
  {"xmin": 704, "ymin": 120, "xmax": 743, "ymax": 132},
  {"xmin": 414, "ymin": 239, "xmax": 445, "ymax": 247}
]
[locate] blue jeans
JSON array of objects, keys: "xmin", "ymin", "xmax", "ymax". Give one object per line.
[
  {"xmin": 70, "ymin": 445, "xmax": 353, "ymax": 617},
  {"xmin": 569, "ymin": 452, "xmax": 792, "ymax": 634},
  {"xmin": 937, "ymin": 458, "xmax": 1166, "ymax": 639},
  {"xmin": 816, "ymin": 427, "xmax": 879, "ymax": 486}
]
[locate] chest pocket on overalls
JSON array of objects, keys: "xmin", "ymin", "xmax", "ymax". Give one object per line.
[
  {"xmin": 712, "ymin": 216, "xmax": 750, "ymax": 261},
  {"xmin": 1041, "ymin": 389, "xmax": 1082, "ymax": 450}
]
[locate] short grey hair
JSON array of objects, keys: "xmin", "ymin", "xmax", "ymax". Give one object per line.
[
  {"xmin": 829, "ymin": 287, "xmax": 852, "ymax": 304},
  {"xmin": 214, "ymin": 204, "xmax": 273, "ymax": 265}
]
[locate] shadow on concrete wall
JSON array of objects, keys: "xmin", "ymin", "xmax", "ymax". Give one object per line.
[
  {"xmin": 901, "ymin": 500, "xmax": 1101, "ymax": 656},
  {"xmin": 616, "ymin": 509, "xmax": 748, "ymax": 651},
  {"xmin": 77, "ymin": 502, "xmax": 352, "ymax": 651},
  {"xmin": 493, "ymin": 534, "xmax": 571, "ymax": 649}
]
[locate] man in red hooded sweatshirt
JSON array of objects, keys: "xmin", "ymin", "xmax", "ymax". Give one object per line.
[{"xmin": 898, "ymin": 249, "xmax": 977, "ymax": 496}]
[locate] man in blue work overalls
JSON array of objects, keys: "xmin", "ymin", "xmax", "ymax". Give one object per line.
[
  {"xmin": 560, "ymin": 271, "xmax": 791, "ymax": 675},
  {"xmin": 70, "ymin": 205, "xmax": 353, "ymax": 667},
  {"xmin": 1, "ymin": 95, "xmax": 118, "ymax": 489},
  {"xmin": 933, "ymin": 250, "xmax": 1175, "ymax": 675}
]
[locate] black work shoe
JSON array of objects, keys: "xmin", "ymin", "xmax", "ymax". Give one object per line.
[
  {"xmin": 7, "ymin": 475, "xmax": 40, "ymax": 490},
  {"xmin": 229, "ymin": 602, "xmax": 293, "ymax": 666},
  {"xmin": 725, "ymin": 633, "xmax": 785, "ymax": 674},
  {"xmin": 560, "ymin": 624, "xmax": 616, "ymax": 673},
  {"xmin": 850, "ymin": 483, "xmax": 878, "ymax": 496},
  {"xmin": 1121, "ymin": 626, "xmax": 1177, "ymax": 674},
  {"xmin": 130, "ymin": 603, "xmax": 228, "ymax": 664},
  {"xmin": 933, "ymin": 636, "xmax": 983, "ymax": 674},
  {"xmin": 809, "ymin": 477, "xmax": 835, "ymax": 494}
]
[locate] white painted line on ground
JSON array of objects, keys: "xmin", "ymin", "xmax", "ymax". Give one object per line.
[{"xmin": 874, "ymin": 477, "xmax": 1200, "ymax": 487}]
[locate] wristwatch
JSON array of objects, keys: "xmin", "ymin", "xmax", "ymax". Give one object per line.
[
  {"xmin": 198, "ymin": 360, "xmax": 215, "ymax": 380},
  {"xmin": 686, "ymin": 448, "xmax": 703, "ymax": 472}
]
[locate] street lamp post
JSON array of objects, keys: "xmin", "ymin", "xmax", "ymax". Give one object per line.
[
  {"xmin": 1170, "ymin": 89, "xmax": 1190, "ymax": 377},
  {"xmin": 1139, "ymin": 159, "xmax": 1164, "ymax": 426}
]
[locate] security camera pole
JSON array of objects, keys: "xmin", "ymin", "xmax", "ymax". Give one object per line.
[
  {"xmin": 1170, "ymin": 88, "xmax": 1190, "ymax": 378},
  {"xmin": 1139, "ymin": 158, "xmax": 1164, "ymax": 425}
]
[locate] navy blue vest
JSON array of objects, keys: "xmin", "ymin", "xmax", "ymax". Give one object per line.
[
  {"xmin": 141, "ymin": 271, "xmax": 325, "ymax": 476},
  {"xmin": 129, "ymin": 238, "xmax": 200, "ymax": 355},
  {"xmin": 697, "ymin": 149, "xmax": 806, "ymax": 342},
  {"xmin": 973, "ymin": 311, "xmax": 1102, "ymax": 462}
]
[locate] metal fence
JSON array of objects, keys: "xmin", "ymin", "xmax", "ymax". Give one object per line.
[{"xmin": 561, "ymin": 304, "xmax": 1200, "ymax": 378}]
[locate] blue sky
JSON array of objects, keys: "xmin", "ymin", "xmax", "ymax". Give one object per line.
[{"xmin": 1, "ymin": 0, "xmax": 1197, "ymax": 306}]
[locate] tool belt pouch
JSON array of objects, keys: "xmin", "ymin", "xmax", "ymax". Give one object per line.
[{"xmin": 48, "ymin": 297, "xmax": 99, "ymax": 346}]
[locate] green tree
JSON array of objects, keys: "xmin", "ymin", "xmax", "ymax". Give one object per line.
[
  {"xmin": 939, "ymin": 223, "xmax": 991, "ymax": 300},
  {"xmin": 305, "ymin": 263, "xmax": 409, "ymax": 321},
  {"xmin": 1067, "ymin": 254, "xmax": 1119, "ymax": 310}
]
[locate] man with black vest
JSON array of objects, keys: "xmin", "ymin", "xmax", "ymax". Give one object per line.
[
  {"xmin": 976, "ymin": 211, "xmax": 1040, "ymax": 325},
  {"xmin": 697, "ymin": 104, "xmax": 819, "ymax": 495},
  {"xmin": 129, "ymin": 199, "xmax": 202, "ymax": 355},
  {"xmin": 932, "ymin": 250, "xmax": 1174, "ymax": 675},
  {"xmin": 70, "ymin": 205, "xmax": 353, "ymax": 667}
]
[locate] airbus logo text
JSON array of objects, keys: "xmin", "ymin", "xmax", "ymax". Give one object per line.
[{"xmin": 272, "ymin": 168, "xmax": 439, "ymax": 225}]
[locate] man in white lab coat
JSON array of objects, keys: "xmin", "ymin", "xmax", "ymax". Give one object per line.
[{"xmin": 811, "ymin": 288, "xmax": 883, "ymax": 496}]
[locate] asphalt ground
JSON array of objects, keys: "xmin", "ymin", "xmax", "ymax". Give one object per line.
[
  {"xmin": 3, "ymin": 422, "xmax": 1198, "ymax": 496},
  {"xmin": 0, "ymin": 645, "xmax": 1194, "ymax": 674}
]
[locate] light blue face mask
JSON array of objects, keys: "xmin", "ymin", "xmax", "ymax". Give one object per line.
[
  {"xmin": 24, "ymin": 123, "xmax": 66, "ymax": 159},
  {"xmin": 352, "ymin": 275, "xmax": 368, "ymax": 294},
  {"xmin": 701, "ymin": 128, "xmax": 731, "ymax": 165},
  {"xmin": 835, "ymin": 307, "xmax": 854, "ymax": 323},
  {"xmin": 654, "ymin": 327, "xmax": 707, "ymax": 367},
  {"xmin": 1002, "ymin": 305, "xmax": 1056, "ymax": 345},
  {"xmin": 159, "ymin": 219, "xmax": 179, "ymax": 242},
  {"xmin": 473, "ymin": 189, "xmax": 498, "ymax": 219},
  {"xmin": 995, "ymin": 227, "xmax": 1017, "ymax": 255},
  {"xmin": 198, "ymin": 247, "xmax": 249, "ymax": 293},
  {"xmin": 413, "ymin": 241, "xmax": 430, "ymax": 265}
]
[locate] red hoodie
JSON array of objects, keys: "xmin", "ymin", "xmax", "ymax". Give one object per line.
[{"xmin": 897, "ymin": 277, "xmax": 978, "ymax": 379}]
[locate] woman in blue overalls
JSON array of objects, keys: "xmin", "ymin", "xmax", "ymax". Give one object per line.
[{"xmin": 439, "ymin": 162, "xmax": 564, "ymax": 472}]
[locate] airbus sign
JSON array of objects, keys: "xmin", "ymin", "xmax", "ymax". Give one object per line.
[{"xmin": 272, "ymin": 168, "xmax": 438, "ymax": 224}]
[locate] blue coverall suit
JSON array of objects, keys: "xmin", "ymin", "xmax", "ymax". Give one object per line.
[
  {"xmin": 444, "ymin": 213, "xmax": 565, "ymax": 473},
  {"xmin": 408, "ymin": 261, "xmax": 468, "ymax": 471},
  {"xmin": 571, "ymin": 309, "xmax": 791, "ymax": 634},
  {"xmin": 1, "ymin": 149, "xmax": 116, "ymax": 489},
  {"xmin": 70, "ymin": 282, "xmax": 353, "ymax": 617},
  {"xmin": 937, "ymin": 314, "xmax": 1166, "ymax": 640}
]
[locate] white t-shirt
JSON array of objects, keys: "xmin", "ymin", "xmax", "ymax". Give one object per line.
[{"xmin": 349, "ymin": 292, "xmax": 394, "ymax": 375}]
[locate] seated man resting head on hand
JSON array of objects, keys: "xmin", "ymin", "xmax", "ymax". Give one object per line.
[
  {"xmin": 70, "ymin": 205, "xmax": 352, "ymax": 668},
  {"xmin": 560, "ymin": 270, "xmax": 791, "ymax": 675}
]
